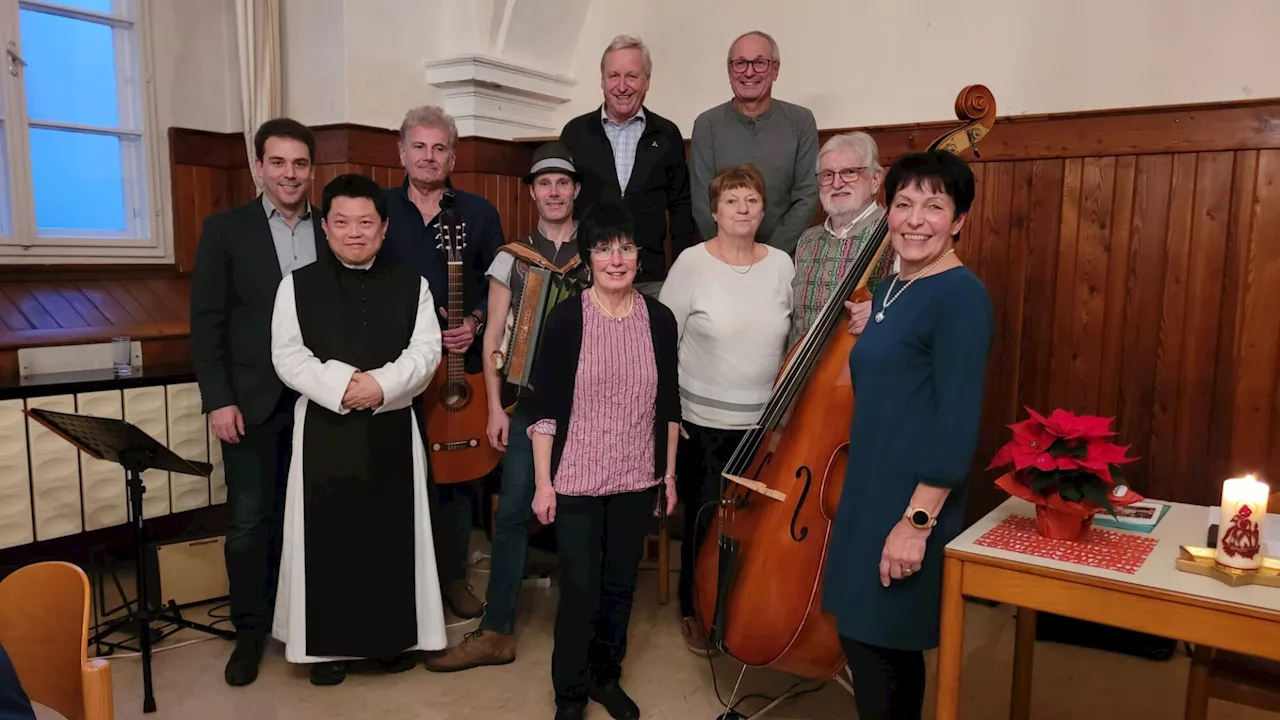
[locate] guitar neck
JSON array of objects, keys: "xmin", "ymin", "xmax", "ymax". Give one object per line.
[{"xmin": 447, "ymin": 261, "xmax": 464, "ymax": 379}]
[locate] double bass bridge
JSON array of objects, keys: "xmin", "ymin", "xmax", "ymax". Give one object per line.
[{"xmin": 722, "ymin": 473, "xmax": 786, "ymax": 502}]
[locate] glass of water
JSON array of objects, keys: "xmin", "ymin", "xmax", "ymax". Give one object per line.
[{"xmin": 112, "ymin": 336, "xmax": 132, "ymax": 376}]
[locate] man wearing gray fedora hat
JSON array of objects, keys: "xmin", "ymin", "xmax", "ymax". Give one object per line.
[{"xmin": 425, "ymin": 141, "xmax": 588, "ymax": 672}]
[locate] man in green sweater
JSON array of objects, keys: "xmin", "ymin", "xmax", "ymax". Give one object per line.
[{"xmin": 690, "ymin": 30, "xmax": 819, "ymax": 255}]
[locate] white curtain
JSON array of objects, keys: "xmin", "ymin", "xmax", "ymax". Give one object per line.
[{"xmin": 235, "ymin": 0, "xmax": 282, "ymax": 184}]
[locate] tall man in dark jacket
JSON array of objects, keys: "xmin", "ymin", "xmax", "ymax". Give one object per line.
[
  {"xmin": 559, "ymin": 34, "xmax": 695, "ymax": 297},
  {"xmin": 190, "ymin": 118, "xmax": 321, "ymax": 687}
]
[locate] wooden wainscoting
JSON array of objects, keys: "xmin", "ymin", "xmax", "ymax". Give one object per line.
[
  {"xmin": 0, "ymin": 127, "xmax": 542, "ymax": 382},
  {"xmin": 0, "ymin": 265, "xmax": 192, "ymax": 376},
  {"xmin": 8, "ymin": 101, "xmax": 1280, "ymax": 515},
  {"xmin": 837, "ymin": 98, "xmax": 1280, "ymax": 514}
]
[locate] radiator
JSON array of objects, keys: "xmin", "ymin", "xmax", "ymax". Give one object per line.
[{"xmin": 0, "ymin": 382, "xmax": 228, "ymax": 550}]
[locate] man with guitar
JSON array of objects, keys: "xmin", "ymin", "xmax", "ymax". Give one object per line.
[
  {"xmin": 381, "ymin": 105, "xmax": 503, "ymax": 621},
  {"xmin": 425, "ymin": 142, "xmax": 588, "ymax": 672}
]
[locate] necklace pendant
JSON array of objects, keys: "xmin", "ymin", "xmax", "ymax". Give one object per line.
[{"xmin": 874, "ymin": 311, "xmax": 885, "ymax": 324}]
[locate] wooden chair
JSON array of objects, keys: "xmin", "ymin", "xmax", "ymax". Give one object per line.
[
  {"xmin": 1183, "ymin": 492, "xmax": 1280, "ymax": 719},
  {"xmin": 0, "ymin": 561, "xmax": 113, "ymax": 720}
]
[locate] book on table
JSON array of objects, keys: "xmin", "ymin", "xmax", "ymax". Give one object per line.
[{"xmin": 1093, "ymin": 501, "xmax": 1170, "ymax": 533}]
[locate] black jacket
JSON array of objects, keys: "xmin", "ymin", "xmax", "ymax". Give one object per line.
[
  {"xmin": 526, "ymin": 293, "xmax": 681, "ymax": 485},
  {"xmin": 190, "ymin": 197, "xmax": 319, "ymax": 426},
  {"xmin": 559, "ymin": 106, "xmax": 695, "ymax": 284}
]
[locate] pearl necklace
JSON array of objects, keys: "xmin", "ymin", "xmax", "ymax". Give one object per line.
[
  {"xmin": 591, "ymin": 287, "xmax": 633, "ymax": 322},
  {"xmin": 875, "ymin": 249, "xmax": 955, "ymax": 324}
]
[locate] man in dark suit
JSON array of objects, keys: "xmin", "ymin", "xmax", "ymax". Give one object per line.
[
  {"xmin": 559, "ymin": 34, "xmax": 695, "ymax": 297},
  {"xmin": 380, "ymin": 105, "xmax": 503, "ymax": 622},
  {"xmin": 190, "ymin": 117, "xmax": 321, "ymax": 687}
]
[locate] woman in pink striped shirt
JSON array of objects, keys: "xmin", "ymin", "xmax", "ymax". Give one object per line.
[{"xmin": 526, "ymin": 202, "xmax": 681, "ymax": 720}]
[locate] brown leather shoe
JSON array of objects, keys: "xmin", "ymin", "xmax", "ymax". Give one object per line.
[
  {"xmin": 444, "ymin": 580, "xmax": 484, "ymax": 619},
  {"xmin": 424, "ymin": 629, "xmax": 516, "ymax": 672},
  {"xmin": 681, "ymin": 616, "xmax": 716, "ymax": 656}
]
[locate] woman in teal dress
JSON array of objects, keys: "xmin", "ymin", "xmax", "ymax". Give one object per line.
[{"xmin": 821, "ymin": 150, "xmax": 994, "ymax": 719}]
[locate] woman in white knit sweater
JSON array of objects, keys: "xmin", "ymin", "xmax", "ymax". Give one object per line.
[{"xmin": 658, "ymin": 163, "xmax": 794, "ymax": 653}]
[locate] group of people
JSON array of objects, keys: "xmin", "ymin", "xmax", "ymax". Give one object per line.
[{"xmin": 191, "ymin": 28, "xmax": 994, "ymax": 720}]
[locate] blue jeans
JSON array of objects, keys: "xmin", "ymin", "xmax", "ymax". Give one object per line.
[{"xmin": 480, "ymin": 407, "xmax": 535, "ymax": 634}]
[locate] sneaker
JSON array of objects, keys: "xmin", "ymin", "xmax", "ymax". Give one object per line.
[
  {"xmin": 224, "ymin": 634, "xmax": 266, "ymax": 686},
  {"xmin": 589, "ymin": 681, "xmax": 640, "ymax": 720},
  {"xmin": 423, "ymin": 629, "xmax": 516, "ymax": 672},
  {"xmin": 445, "ymin": 580, "xmax": 484, "ymax": 619},
  {"xmin": 680, "ymin": 616, "xmax": 716, "ymax": 656},
  {"xmin": 309, "ymin": 660, "xmax": 347, "ymax": 686}
]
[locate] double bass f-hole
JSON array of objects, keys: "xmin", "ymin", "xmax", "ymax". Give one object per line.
[{"xmin": 789, "ymin": 466, "xmax": 812, "ymax": 542}]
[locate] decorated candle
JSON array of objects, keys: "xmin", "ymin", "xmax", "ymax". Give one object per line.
[{"xmin": 1215, "ymin": 475, "xmax": 1270, "ymax": 570}]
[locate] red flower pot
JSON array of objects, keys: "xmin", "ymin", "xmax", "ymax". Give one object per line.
[{"xmin": 1035, "ymin": 505, "xmax": 1094, "ymax": 541}]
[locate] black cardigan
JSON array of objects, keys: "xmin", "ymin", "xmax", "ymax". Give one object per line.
[{"xmin": 526, "ymin": 293, "xmax": 682, "ymax": 485}]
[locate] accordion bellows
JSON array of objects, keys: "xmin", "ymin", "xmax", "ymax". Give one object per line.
[{"xmin": 493, "ymin": 244, "xmax": 584, "ymax": 391}]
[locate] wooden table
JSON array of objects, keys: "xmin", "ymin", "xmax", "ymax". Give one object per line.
[{"xmin": 936, "ymin": 498, "xmax": 1280, "ymax": 720}]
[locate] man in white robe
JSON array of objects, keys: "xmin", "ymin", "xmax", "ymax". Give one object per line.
[{"xmin": 269, "ymin": 172, "xmax": 447, "ymax": 685}]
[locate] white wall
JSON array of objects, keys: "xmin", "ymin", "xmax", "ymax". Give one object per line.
[
  {"xmin": 555, "ymin": 0, "xmax": 1280, "ymax": 135},
  {"xmin": 150, "ymin": 0, "xmax": 241, "ymax": 134},
  {"xmin": 281, "ymin": 0, "xmax": 445, "ymax": 129}
]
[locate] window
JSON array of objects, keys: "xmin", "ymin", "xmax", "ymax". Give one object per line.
[{"xmin": 0, "ymin": 0, "xmax": 161, "ymax": 258}]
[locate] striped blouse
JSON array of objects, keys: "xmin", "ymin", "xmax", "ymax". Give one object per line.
[{"xmin": 529, "ymin": 291, "xmax": 660, "ymax": 497}]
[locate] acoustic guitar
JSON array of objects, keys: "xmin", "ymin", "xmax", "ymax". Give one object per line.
[{"xmin": 421, "ymin": 210, "xmax": 503, "ymax": 484}]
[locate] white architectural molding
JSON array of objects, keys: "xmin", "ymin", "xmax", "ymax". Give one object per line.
[{"xmin": 424, "ymin": 54, "xmax": 577, "ymax": 140}]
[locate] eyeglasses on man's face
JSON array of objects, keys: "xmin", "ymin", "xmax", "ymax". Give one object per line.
[
  {"xmin": 590, "ymin": 243, "xmax": 639, "ymax": 259},
  {"xmin": 728, "ymin": 58, "xmax": 776, "ymax": 74},
  {"xmin": 816, "ymin": 167, "xmax": 868, "ymax": 186}
]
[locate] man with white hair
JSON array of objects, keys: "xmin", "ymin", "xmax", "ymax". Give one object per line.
[
  {"xmin": 789, "ymin": 132, "xmax": 893, "ymax": 347},
  {"xmin": 560, "ymin": 34, "xmax": 695, "ymax": 297},
  {"xmin": 690, "ymin": 30, "xmax": 819, "ymax": 254},
  {"xmin": 380, "ymin": 105, "xmax": 504, "ymax": 624}
]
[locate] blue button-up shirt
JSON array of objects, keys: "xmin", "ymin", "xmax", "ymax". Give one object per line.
[
  {"xmin": 380, "ymin": 178, "xmax": 504, "ymax": 324},
  {"xmin": 601, "ymin": 106, "xmax": 646, "ymax": 194}
]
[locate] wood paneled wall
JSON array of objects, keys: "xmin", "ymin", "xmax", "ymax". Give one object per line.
[
  {"xmin": 170, "ymin": 126, "xmax": 540, "ymax": 272},
  {"xmin": 10, "ymin": 101, "xmax": 1280, "ymax": 514},
  {"xmin": 843, "ymin": 99, "xmax": 1280, "ymax": 513}
]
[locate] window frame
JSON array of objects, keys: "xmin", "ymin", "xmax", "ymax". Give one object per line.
[{"xmin": 0, "ymin": 0, "xmax": 166, "ymax": 260}]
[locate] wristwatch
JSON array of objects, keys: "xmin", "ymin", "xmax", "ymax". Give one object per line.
[
  {"xmin": 469, "ymin": 310, "xmax": 485, "ymax": 337},
  {"xmin": 904, "ymin": 507, "xmax": 937, "ymax": 530}
]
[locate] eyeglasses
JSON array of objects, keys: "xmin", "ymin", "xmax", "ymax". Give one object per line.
[
  {"xmin": 728, "ymin": 58, "xmax": 776, "ymax": 74},
  {"xmin": 816, "ymin": 167, "xmax": 868, "ymax": 186},
  {"xmin": 590, "ymin": 244, "xmax": 639, "ymax": 259}
]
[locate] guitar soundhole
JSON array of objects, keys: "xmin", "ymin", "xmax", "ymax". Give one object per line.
[{"xmin": 440, "ymin": 381, "xmax": 470, "ymax": 410}]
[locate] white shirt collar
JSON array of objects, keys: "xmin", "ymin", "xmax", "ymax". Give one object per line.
[
  {"xmin": 341, "ymin": 256, "xmax": 375, "ymax": 270},
  {"xmin": 824, "ymin": 203, "xmax": 881, "ymax": 239}
]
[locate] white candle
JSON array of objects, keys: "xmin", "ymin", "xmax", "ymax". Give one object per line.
[{"xmin": 1216, "ymin": 475, "xmax": 1270, "ymax": 570}]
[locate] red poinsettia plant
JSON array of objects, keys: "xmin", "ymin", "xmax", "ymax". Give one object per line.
[{"xmin": 987, "ymin": 407, "xmax": 1143, "ymax": 518}]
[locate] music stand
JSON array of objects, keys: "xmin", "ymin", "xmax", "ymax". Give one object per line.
[{"xmin": 24, "ymin": 407, "xmax": 234, "ymax": 713}]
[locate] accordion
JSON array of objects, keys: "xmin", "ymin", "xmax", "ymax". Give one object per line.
[{"xmin": 492, "ymin": 244, "xmax": 585, "ymax": 393}]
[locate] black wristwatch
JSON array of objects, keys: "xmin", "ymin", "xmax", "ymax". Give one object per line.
[{"xmin": 470, "ymin": 310, "xmax": 485, "ymax": 337}]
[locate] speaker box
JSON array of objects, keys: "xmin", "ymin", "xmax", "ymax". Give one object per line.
[{"xmin": 143, "ymin": 533, "xmax": 229, "ymax": 611}]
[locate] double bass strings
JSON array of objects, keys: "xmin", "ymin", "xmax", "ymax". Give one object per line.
[{"xmin": 721, "ymin": 215, "xmax": 891, "ymax": 480}]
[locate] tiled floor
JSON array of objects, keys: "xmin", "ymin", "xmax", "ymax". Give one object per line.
[{"xmin": 37, "ymin": 535, "xmax": 1273, "ymax": 720}]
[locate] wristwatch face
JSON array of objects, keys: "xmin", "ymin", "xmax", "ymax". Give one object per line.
[{"xmin": 910, "ymin": 509, "xmax": 931, "ymax": 528}]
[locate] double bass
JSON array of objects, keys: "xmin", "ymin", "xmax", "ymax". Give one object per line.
[
  {"xmin": 692, "ymin": 85, "xmax": 997, "ymax": 681},
  {"xmin": 422, "ymin": 206, "xmax": 503, "ymax": 484}
]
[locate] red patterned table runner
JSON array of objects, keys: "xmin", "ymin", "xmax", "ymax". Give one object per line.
[{"xmin": 972, "ymin": 516, "xmax": 1159, "ymax": 574}]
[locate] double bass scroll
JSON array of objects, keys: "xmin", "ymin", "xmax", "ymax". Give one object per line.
[{"xmin": 692, "ymin": 85, "xmax": 997, "ymax": 682}]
